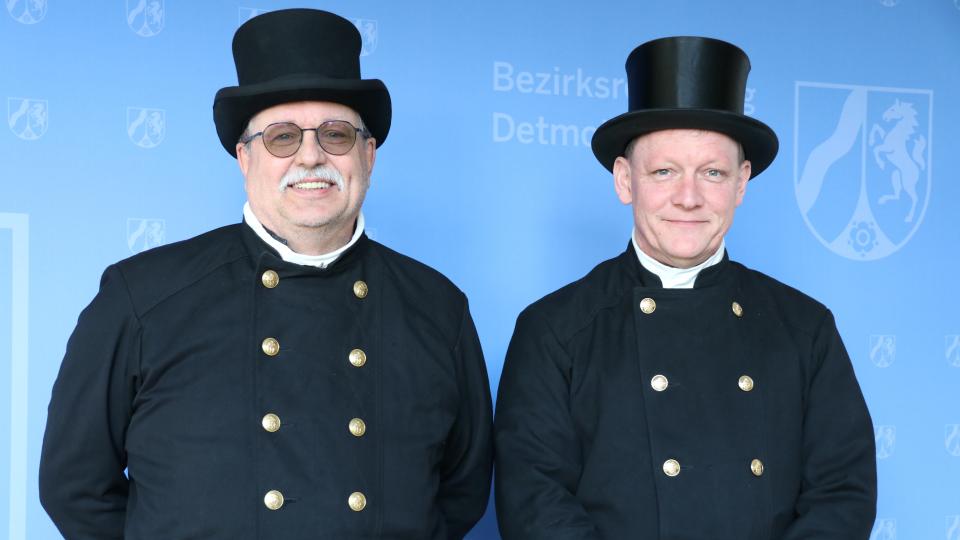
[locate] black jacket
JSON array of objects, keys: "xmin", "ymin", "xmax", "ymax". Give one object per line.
[
  {"xmin": 495, "ymin": 244, "xmax": 876, "ymax": 540},
  {"xmin": 40, "ymin": 223, "xmax": 493, "ymax": 539}
]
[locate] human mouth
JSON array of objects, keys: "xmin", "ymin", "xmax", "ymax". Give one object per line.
[
  {"xmin": 291, "ymin": 180, "xmax": 335, "ymax": 190},
  {"xmin": 665, "ymin": 219, "xmax": 707, "ymax": 225},
  {"xmin": 279, "ymin": 167, "xmax": 345, "ymax": 192}
]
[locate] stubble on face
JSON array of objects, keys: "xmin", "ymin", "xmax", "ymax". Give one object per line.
[
  {"xmin": 614, "ymin": 129, "xmax": 749, "ymax": 268},
  {"xmin": 238, "ymin": 101, "xmax": 376, "ymax": 254}
]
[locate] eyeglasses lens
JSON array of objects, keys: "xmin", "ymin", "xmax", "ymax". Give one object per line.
[{"xmin": 262, "ymin": 121, "xmax": 357, "ymax": 158}]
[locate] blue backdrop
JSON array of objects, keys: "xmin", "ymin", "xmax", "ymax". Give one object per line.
[{"xmin": 2, "ymin": 1, "xmax": 959, "ymax": 539}]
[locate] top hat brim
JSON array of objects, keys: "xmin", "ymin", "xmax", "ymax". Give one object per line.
[
  {"xmin": 591, "ymin": 108, "xmax": 778, "ymax": 179},
  {"xmin": 213, "ymin": 74, "xmax": 391, "ymax": 157}
]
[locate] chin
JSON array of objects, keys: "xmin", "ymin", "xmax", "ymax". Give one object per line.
[{"xmin": 664, "ymin": 247, "xmax": 712, "ymax": 265}]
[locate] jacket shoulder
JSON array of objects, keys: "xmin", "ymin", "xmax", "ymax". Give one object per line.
[
  {"xmin": 367, "ymin": 241, "xmax": 472, "ymax": 345},
  {"xmin": 111, "ymin": 224, "xmax": 250, "ymax": 317},
  {"xmin": 518, "ymin": 253, "xmax": 626, "ymax": 342},
  {"xmin": 733, "ymin": 261, "xmax": 831, "ymax": 333},
  {"xmin": 369, "ymin": 240, "xmax": 466, "ymax": 301}
]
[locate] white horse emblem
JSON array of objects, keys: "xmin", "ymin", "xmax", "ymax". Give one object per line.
[
  {"xmin": 794, "ymin": 83, "xmax": 932, "ymax": 261},
  {"xmin": 869, "ymin": 100, "xmax": 926, "ymax": 222}
]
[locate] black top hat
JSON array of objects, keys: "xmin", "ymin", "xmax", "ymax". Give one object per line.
[
  {"xmin": 213, "ymin": 9, "xmax": 391, "ymax": 157},
  {"xmin": 590, "ymin": 36, "xmax": 778, "ymax": 179}
]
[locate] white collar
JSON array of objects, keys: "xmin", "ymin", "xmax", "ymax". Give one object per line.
[
  {"xmin": 631, "ymin": 231, "xmax": 725, "ymax": 289},
  {"xmin": 243, "ymin": 202, "xmax": 365, "ymax": 268}
]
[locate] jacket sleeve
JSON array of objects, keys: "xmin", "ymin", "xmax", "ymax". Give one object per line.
[
  {"xmin": 437, "ymin": 301, "xmax": 494, "ymax": 539},
  {"xmin": 782, "ymin": 310, "xmax": 877, "ymax": 539},
  {"xmin": 494, "ymin": 309, "xmax": 600, "ymax": 540},
  {"xmin": 39, "ymin": 265, "xmax": 140, "ymax": 540}
]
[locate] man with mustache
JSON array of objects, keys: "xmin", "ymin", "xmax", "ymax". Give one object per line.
[
  {"xmin": 494, "ymin": 37, "xmax": 877, "ymax": 539},
  {"xmin": 39, "ymin": 9, "xmax": 492, "ymax": 539}
]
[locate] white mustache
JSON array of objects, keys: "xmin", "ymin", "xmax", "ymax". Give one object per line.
[{"xmin": 278, "ymin": 166, "xmax": 345, "ymax": 192}]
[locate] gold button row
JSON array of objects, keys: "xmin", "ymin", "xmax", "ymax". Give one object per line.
[
  {"xmin": 639, "ymin": 297, "xmax": 744, "ymax": 318},
  {"xmin": 263, "ymin": 490, "xmax": 368, "ymax": 511},
  {"xmin": 261, "ymin": 271, "xmax": 369, "ymax": 301},
  {"xmin": 661, "ymin": 459, "xmax": 765, "ymax": 477},
  {"xmin": 649, "ymin": 374, "xmax": 755, "ymax": 392},
  {"xmin": 261, "ymin": 341, "xmax": 367, "ymax": 370},
  {"xmin": 260, "ymin": 414, "xmax": 366, "ymax": 438}
]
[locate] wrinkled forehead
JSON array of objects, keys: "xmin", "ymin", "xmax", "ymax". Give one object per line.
[
  {"xmin": 628, "ymin": 128, "xmax": 743, "ymax": 161},
  {"xmin": 247, "ymin": 100, "xmax": 363, "ymax": 129}
]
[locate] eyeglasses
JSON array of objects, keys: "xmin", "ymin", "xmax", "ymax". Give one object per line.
[{"xmin": 241, "ymin": 120, "xmax": 369, "ymax": 158}]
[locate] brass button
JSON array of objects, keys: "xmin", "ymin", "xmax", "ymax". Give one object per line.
[
  {"xmin": 651, "ymin": 374, "xmax": 668, "ymax": 392},
  {"xmin": 261, "ymin": 269, "xmax": 279, "ymax": 289},
  {"xmin": 261, "ymin": 413, "xmax": 281, "ymax": 433},
  {"xmin": 751, "ymin": 458, "xmax": 764, "ymax": 477},
  {"xmin": 264, "ymin": 490, "xmax": 284, "ymax": 510},
  {"xmin": 640, "ymin": 297, "xmax": 656, "ymax": 314},
  {"xmin": 348, "ymin": 491, "xmax": 367, "ymax": 512},
  {"xmin": 349, "ymin": 348, "xmax": 367, "ymax": 367},
  {"xmin": 261, "ymin": 337, "xmax": 280, "ymax": 357},
  {"xmin": 738, "ymin": 375, "xmax": 755, "ymax": 392},
  {"xmin": 353, "ymin": 280, "xmax": 368, "ymax": 299},
  {"xmin": 732, "ymin": 301, "xmax": 743, "ymax": 318},
  {"xmin": 662, "ymin": 459, "xmax": 680, "ymax": 477},
  {"xmin": 349, "ymin": 418, "xmax": 366, "ymax": 437}
]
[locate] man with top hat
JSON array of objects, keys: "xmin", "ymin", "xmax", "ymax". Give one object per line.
[
  {"xmin": 39, "ymin": 9, "xmax": 492, "ymax": 539},
  {"xmin": 494, "ymin": 36, "xmax": 876, "ymax": 539}
]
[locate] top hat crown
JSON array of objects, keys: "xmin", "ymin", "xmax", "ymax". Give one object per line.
[
  {"xmin": 590, "ymin": 36, "xmax": 778, "ymax": 179},
  {"xmin": 213, "ymin": 9, "xmax": 391, "ymax": 157}
]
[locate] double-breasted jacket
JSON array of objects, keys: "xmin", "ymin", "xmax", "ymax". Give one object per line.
[
  {"xmin": 494, "ymin": 245, "xmax": 876, "ymax": 539},
  {"xmin": 40, "ymin": 223, "xmax": 493, "ymax": 539}
]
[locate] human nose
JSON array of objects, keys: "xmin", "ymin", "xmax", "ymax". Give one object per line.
[
  {"xmin": 294, "ymin": 128, "xmax": 328, "ymax": 166},
  {"xmin": 672, "ymin": 171, "xmax": 704, "ymax": 209}
]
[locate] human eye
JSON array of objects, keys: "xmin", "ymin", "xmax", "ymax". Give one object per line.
[
  {"xmin": 703, "ymin": 168, "xmax": 726, "ymax": 182},
  {"xmin": 649, "ymin": 168, "xmax": 673, "ymax": 180},
  {"xmin": 265, "ymin": 124, "xmax": 299, "ymax": 145},
  {"xmin": 323, "ymin": 128, "xmax": 348, "ymax": 140}
]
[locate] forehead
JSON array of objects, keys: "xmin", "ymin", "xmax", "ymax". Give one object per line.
[
  {"xmin": 630, "ymin": 129, "xmax": 740, "ymax": 161},
  {"xmin": 249, "ymin": 101, "xmax": 361, "ymax": 128}
]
